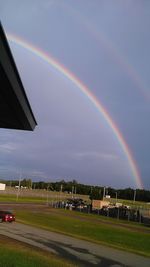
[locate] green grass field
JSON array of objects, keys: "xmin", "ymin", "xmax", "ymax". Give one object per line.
[
  {"xmin": 0, "ymin": 190, "xmax": 149, "ymax": 209},
  {"xmin": 0, "ymin": 235, "xmax": 76, "ymax": 267},
  {"xmin": 0, "ymin": 194, "xmax": 47, "ymax": 203},
  {"xmin": 0, "ymin": 190, "xmax": 88, "ymax": 203},
  {"xmin": 110, "ymin": 197, "xmax": 150, "ymax": 209},
  {"xmin": 16, "ymin": 208, "xmax": 150, "ymax": 257},
  {"xmin": 1, "ymin": 191, "xmax": 150, "ymax": 258}
]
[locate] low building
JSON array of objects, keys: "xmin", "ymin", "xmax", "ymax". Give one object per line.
[
  {"xmin": 105, "ymin": 195, "xmax": 111, "ymax": 199},
  {"xmin": 92, "ymin": 199, "xmax": 110, "ymax": 210},
  {"xmin": 0, "ymin": 183, "xmax": 6, "ymax": 190}
]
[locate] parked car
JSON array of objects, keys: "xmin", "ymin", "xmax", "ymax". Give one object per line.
[{"xmin": 0, "ymin": 211, "xmax": 15, "ymax": 223}]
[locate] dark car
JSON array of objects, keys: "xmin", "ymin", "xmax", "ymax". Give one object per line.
[{"xmin": 0, "ymin": 211, "xmax": 15, "ymax": 223}]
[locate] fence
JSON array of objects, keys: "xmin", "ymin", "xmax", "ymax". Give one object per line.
[{"xmin": 48, "ymin": 200, "xmax": 150, "ymax": 226}]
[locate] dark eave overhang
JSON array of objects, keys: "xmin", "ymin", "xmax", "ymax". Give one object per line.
[{"xmin": 0, "ymin": 22, "xmax": 37, "ymax": 131}]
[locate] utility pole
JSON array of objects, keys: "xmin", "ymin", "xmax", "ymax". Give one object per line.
[
  {"xmin": 30, "ymin": 179, "xmax": 32, "ymax": 190},
  {"xmin": 60, "ymin": 184, "xmax": 63, "ymax": 192},
  {"xmin": 16, "ymin": 172, "xmax": 22, "ymax": 201},
  {"xmin": 133, "ymin": 189, "xmax": 136, "ymax": 203},
  {"xmin": 103, "ymin": 186, "xmax": 106, "ymax": 200},
  {"xmin": 46, "ymin": 183, "xmax": 50, "ymax": 205},
  {"xmin": 72, "ymin": 186, "xmax": 74, "ymax": 198},
  {"xmin": 115, "ymin": 191, "xmax": 117, "ymax": 204}
]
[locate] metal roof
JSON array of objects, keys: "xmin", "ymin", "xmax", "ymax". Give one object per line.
[{"xmin": 0, "ymin": 22, "xmax": 37, "ymax": 131}]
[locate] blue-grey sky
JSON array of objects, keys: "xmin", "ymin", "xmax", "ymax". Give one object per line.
[{"xmin": 0, "ymin": 0, "xmax": 150, "ymax": 189}]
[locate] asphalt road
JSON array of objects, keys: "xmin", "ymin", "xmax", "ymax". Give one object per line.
[{"xmin": 1, "ymin": 222, "xmax": 150, "ymax": 267}]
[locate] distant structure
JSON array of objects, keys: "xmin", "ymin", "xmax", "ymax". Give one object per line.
[
  {"xmin": 92, "ymin": 199, "xmax": 110, "ymax": 210},
  {"xmin": 0, "ymin": 183, "xmax": 6, "ymax": 190},
  {"xmin": 105, "ymin": 195, "xmax": 111, "ymax": 199},
  {"xmin": 0, "ymin": 22, "xmax": 37, "ymax": 131}
]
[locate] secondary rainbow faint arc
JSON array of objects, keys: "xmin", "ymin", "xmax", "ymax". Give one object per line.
[
  {"xmin": 64, "ymin": 3, "xmax": 150, "ymax": 102},
  {"xmin": 7, "ymin": 33, "xmax": 143, "ymax": 189}
]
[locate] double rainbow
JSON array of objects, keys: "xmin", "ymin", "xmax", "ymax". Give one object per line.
[{"xmin": 7, "ymin": 33, "xmax": 143, "ymax": 189}]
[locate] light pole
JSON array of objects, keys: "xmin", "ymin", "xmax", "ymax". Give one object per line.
[
  {"xmin": 46, "ymin": 183, "xmax": 50, "ymax": 205},
  {"xmin": 16, "ymin": 173, "xmax": 22, "ymax": 201},
  {"xmin": 133, "ymin": 189, "xmax": 136, "ymax": 203},
  {"xmin": 103, "ymin": 186, "xmax": 106, "ymax": 200},
  {"xmin": 72, "ymin": 186, "xmax": 74, "ymax": 198},
  {"xmin": 74, "ymin": 186, "xmax": 76, "ymax": 195},
  {"xmin": 115, "ymin": 191, "xmax": 117, "ymax": 204}
]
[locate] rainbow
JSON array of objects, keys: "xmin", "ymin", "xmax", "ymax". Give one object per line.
[
  {"xmin": 7, "ymin": 33, "xmax": 143, "ymax": 189},
  {"xmin": 88, "ymin": 28, "xmax": 150, "ymax": 102},
  {"xmin": 64, "ymin": 3, "xmax": 150, "ymax": 102}
]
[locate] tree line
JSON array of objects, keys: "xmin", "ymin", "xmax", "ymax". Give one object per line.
[{"xmin": 1, "ymin": 178, "xmax": 150, "ymax": 202}]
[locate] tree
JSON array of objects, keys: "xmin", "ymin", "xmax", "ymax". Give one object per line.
[{"xmin": 89, "ymin": 187, "xmax": 103, "ymax": 200}]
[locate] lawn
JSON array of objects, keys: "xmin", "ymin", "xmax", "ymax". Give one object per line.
[
  {"xmin": 1, "ymin": 190, "xmax": 149, "ymax": 209},
  {"xmin": 1, "ymin": 192, "xmax": 150, "ymax": 257},
  {"xmin": 0, "ymin": 235, "xmax": 76, "ymax": 267},
  {"xmin": 16, "ymin": 208, "xmax": 150, "ymax": 257},
  {"xmin": 0, "ymin": 194, "xmax": 47, "ymax": 203},
  {"xmin": 110, "ymin": 197, "xmax": 150, "ymax": 209}
]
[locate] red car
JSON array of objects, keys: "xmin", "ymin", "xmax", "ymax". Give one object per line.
[{"xmin": 0, "ymin": 211, "xmax": 15, "ymax": 223}]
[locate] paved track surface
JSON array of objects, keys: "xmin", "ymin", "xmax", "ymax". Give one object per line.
[{"xmin": 1, "ymin": 222, "xmax": 150, "ymax": 267}]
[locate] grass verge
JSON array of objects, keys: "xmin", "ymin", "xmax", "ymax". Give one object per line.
[
  {"xmin": 0, "ymin": 235, "xmax": 76, "ymax": 267},
  {"xmin": 0, "ymin": 194, "xmax": 46, "ymax": 203},
  {"xmin": 16, "ymin": 208, "xmax": 150, "ymax": 257}
]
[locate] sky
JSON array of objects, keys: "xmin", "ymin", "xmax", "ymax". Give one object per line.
[{"xmin": 0, "ymin": 0, "xmax": 150, "ymax": 189}]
